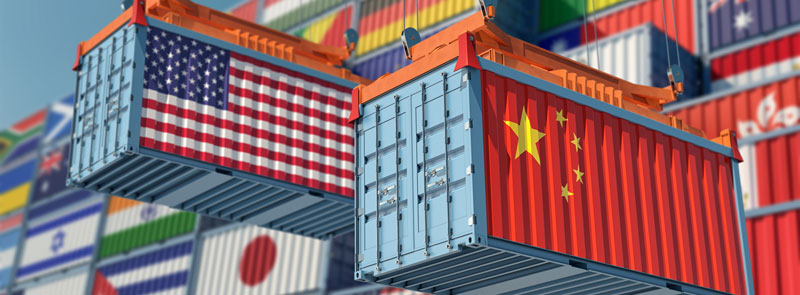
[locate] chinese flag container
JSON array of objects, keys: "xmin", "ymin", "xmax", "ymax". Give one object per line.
[
  {"xmin": 68, "ymin": 0, "xmax": 369, "ymax": 239},
  {"xmin": 350, "ymin": 11, "xmax": 753, "ymax": 294}
]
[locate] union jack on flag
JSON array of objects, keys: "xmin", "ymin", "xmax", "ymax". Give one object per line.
[
  {"xmin": 708, "ymin": 0, "xmax": 747, "ymax": 13},
  {"xmin": 140, "ymin": 27, "xmax": 354, "ymax": 197}
]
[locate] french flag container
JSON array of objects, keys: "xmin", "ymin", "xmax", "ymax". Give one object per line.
[{"xmin": 68, "ymin": 0, "xmax": 368, "ymax": 239}]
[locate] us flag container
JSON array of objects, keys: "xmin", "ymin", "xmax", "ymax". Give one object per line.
[
  {"xmin": 351, "ymin": 11, "xmax": 753, "ymax": 294},
  {"xmin": 68, "ymin": 0, "xmax": 369, "ymax": 239}
]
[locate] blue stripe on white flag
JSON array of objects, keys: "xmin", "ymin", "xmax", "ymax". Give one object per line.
[
  {"xmin": 16, "ymin": 245, "xmax": 93, "ymax": 278},
  {"xmin": 98, "ymin": 241, "xmax": 193, "ymax": 277},
  {"xmin": 26, "ymin": 202, "xmax": 102, "ymax": 237},
  {"xmin": 116, "ymin": 271, "xmax": 189, "ymax": 295},
  {"xmin": 27, "ymin": 190, "xmax": 93, "ymax": 220}
]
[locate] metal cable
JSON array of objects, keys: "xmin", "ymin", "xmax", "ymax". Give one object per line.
[
  {"xmin": 669, "ymin": 0, "xmax": 682, "ymax": 68},
  {"xmin": 660, "ymin": 0, "xmax": 673, "ymax": 71},
  {"xmin": 416, "ymin": 0, "xmax": 419, "ymax": 30},
  {"xmin": 582, "ymin": 0, "xmax": 591, "ymax": 67},
  {"xmin": 591, "ymin": 0, "xmax": 601, "ymax": 70},
  {"xmin": 403, "ymin": 0, "xmax": 406, "ymax": 32}
]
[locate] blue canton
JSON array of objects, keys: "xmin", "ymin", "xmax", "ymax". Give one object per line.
[{"xmin": 144, "ymin": 27, "xmax": 230, "ymax": 109}]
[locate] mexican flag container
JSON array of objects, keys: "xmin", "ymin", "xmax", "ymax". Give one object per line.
[
  {"xmin": 349, "ymin": 9, "xmax": 753, "ymax": 295},
  {"xmin": 68, "ymin": 0, "xmax": 369, "ymax": 239}
]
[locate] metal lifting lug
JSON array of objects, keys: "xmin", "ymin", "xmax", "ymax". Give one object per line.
[
  {"xmin": 668, "ymin": 64, "xmax": 685, "ymax": 96},
  {"xmin": 344, "ymin": 28, "xmax": 359, "ymax": 53},
  {"xmin": 401, "ymin": 28, "xmax": 422, "ymax": 60},
  {"xmin": 479, "ymin": 0, "xmax": 497, "ymax": 20}
]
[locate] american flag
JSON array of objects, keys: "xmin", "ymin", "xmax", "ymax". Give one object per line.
[{"xmin": 140, "ymin": 27, "xmax": 354, "ymax": 197}]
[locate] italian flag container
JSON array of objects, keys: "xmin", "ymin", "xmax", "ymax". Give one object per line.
[{"xmin": 350, "ymin": 10, "xmax": 753, "ymax": 295}]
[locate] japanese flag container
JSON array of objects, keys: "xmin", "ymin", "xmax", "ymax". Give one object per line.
[
  {"xmin": 68, "ymin": 0, "xmax": 369, "ymax": 239},
  {"xmin": 350, "ymin": 10, "xmax": 753, "ymax": 295}
]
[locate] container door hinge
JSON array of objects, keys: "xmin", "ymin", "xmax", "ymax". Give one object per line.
[
  {"xmin": 357, "ymin": 208, "xmax": 364, "ymax": 216},
  {"xmin": 465, "ymin": 119, "xmax": 473, "ymax": 130},
  {"xmin": 468, "ymin": 215, "xmax": 477, "ymax": 226},
  {"xmin": 466, "ymin": 164, "xmax": 474, "ymax": 175},
  {"xmin": 358, "ymin": 167, "xmax": 364, "ymax": 175},
  {"xmin": 358, "ymin": 254, "xmax": 364, "ymax": 262}
]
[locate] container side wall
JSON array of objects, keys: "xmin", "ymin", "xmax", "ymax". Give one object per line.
[
  {"xmin": 710, "ymin": 30, "xmax": 800, "ymax": 91},
  {"xmin": 481, "ymin": 69, "xmax": 747, "ymax": 294},
  {"xmin": 17, "ymin": 271, "xmax": 89, "ymax": 295},
  {"xmin": 0, "ymin": 213, "xmax": 23, "ymax": 289},
  {"xmin": 746, "ymin": 210, "xmax": 800, "ymax": 295},
  {"xmin": 538, "ymin": 0, "xmax": 632, "ymax": 32},
  {"xmin": 737, "ymin": 130, "xmax": 800, "ymax": 209},
  {"xmin": 194, "ymin": 225, "xmax": 325, "ymax": 294},
  {"xmin": 708, "ymin": 0, "xmax": 800, "ymax": 51},
  {"xmin": 293, "ymin": 4, "xmax": 354, "ymax": 48},
  {"xmin": 93, "ymin": 240, "xmax": 194, "ymax": 294}
]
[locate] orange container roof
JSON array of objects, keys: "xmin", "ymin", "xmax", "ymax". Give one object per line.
[
  {"xmin": 78, "ymin": 0, "xmax": 369, "ymax": 84},
  {"xmin": 353, "ymin": 12, "xmax": 721, "ymax": 140}
]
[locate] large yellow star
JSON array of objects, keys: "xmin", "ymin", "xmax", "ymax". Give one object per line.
[
  {"xmin": 504, "ymin": 106, "xmax": 546, "ymax": 164},
  {"xmin": 561, "ymin": 183, "xmax": 574, "ymax": 202}
]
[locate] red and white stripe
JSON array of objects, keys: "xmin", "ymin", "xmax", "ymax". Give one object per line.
[
  {"xmin": 140, "ymin": 52, "xmax": 355, "ymax": 197},
  {"xmin": 711, "ymin": 31, "xmax": 800, "ymax": 91}
]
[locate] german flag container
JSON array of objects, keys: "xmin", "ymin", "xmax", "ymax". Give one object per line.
[
  {"xmin": 68, "ymin": 0, "xmax": 369, "ymax": 239},
  {"xmin": 350, "ymin": 8, "xmax": 753, "ymax": 295}
]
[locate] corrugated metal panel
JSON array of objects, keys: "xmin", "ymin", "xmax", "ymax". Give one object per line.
[
  {"xmin": 708, "ymin": 0, "xmax": 800, "ymax": 51},
  {"xmin": 98, "ymin": 197, "xmax": 196, "ymax": 259},
  {"xmin": 69, "ymin": 13, "xmax": 358, "ymax": 239},
  {"xmin": 351, "ymin": 29, "xmax": 443, "ymax": 80},
  {"xmin": 666, "ymin": 75, "xmax": 800, "ymax": 139},
  {"xmin": 195, "ymin": 225, "xmax": 326, "ymax": 294},
  {"xmin": 0, "ymin": 109, "xmax": 45, "ymax": 215},
  {"xmin": 354, "ymin": 56, "xmax": 747, "ymax": 293},
  {"xmin": 539, "ymin": 0, "xmax": 631, "ymax": 32},
  {"xmin": 92, "ymin": 240, "xmax": 193, "ymax": 295},
  {"xmin": 15, "ymin": 193, "xmax": 103, "ymax": 282},
  {"xmin": 481, "ymin": 70, "xmax": 745, "ymax": 294},
  {"xmin": 230, "ymin": 0, "xmax": 259, "ymax": 22},
  {"xmin": 0, "ymin": 212, "xmax": 23, "ymax": 288},
  {"xmin": 261, "ymin": 0, "xmax": 349, "ymax": 31},
  {"xmin": 710, "ymin": 30, "xmax": 800, "ymax": 91},
  {"xmin": 41, "ymin": 95, "xmax": 74, "ymax": 146},
  {"xmin": 737, "ymin": 130, "xmax": 800, "ymax": 209},
  {"xmin": 559, "ymin": 24, "xmax": 701, "ymax": 99},
  {"xmin": 197, "ymin": 215, "xmax": 233, "ymax": 232},
  {"xmin": 746, "ymin": 209, "xmax": 800, "ymax": 294},
  {"xmin": 325, "ymin": 232, "xmax": 365, "ymax": 292},
  {"xmin": 293, "ymin": 4, "xmax": 353, "ymax": 48},
  {"xmin": 30, "ymin": 142, "xmax": 71, "ymax": 205},
  {"xmin": 356, "ymin": 0, "xmax": 477, "ymax": 55},
  {"xmin": 15, "ymin": 271, "xmax": 88, "ymax": 295},
  {"xmin": 538, "ymin": 0, "xmax": 697, "ymax": 54},
  {"xmin": 330, "ymin": 285, "xmax": 426, "ymax": 295}
]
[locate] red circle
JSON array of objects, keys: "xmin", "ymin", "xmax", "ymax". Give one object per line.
[{"xmin": 238, "ymin": 235, "xmax": 277, "ymax": 286}]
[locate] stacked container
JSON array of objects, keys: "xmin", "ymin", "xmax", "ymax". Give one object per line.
[
  {"xmin": 68, "ymin": 0, "xmax": 368, "ymax": 239},
  {"xmin": 261, "ymin": 0, "xmax": 352, "ymax": 32},
  {"xmin": 291, "ymin": 2, "xmax": 355, "ymax": 48},
  {"xmin": 351, "ymin": 11, "xmax": 751, "ymax": 294}
]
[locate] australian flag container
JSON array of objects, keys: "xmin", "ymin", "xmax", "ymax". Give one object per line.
[
  {"xmin": 68, "ymin": 0, "xmax": 369, "ymax": 239},
  {"xmin": 351, "ymin": 11, "xmax": 753, "ymax": 295}
]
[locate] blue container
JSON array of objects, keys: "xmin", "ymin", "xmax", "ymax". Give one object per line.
[
  {"xmin": 707, "ymin": 0, "xmax": 800, "ymax": 51},
  {"xmin": 68, "ymin": 19, "xmax": 355, "ymax": 239}
]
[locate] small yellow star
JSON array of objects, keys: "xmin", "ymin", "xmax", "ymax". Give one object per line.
[
  {"xmin": 573, "ymin": 165, "xmax": 584, "ymax": 184},
  {"xmin": 570, "ymin": 134, "xmax": 582, "ymax": 152},
  {"xmin": 556, "ymin": 109, "xmax": 568, "ymax": 128},
  {"xmin": 505, "ymin": 107, "xmax": 546, "ymax": 164},
  {"xmin": 561, "ymin": 183, "xmax": 574, "ymax": 202}
]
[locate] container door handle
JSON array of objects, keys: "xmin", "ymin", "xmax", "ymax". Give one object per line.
[
  {"xmin": 419, "ymin": 82, "xmax": 430, "ymax": 257},
  {"xmin": 393, "ymin": 95, "xmax": 403, "ymax": 265},
  {"xmin": 441, "ymin": 72, "xmax": 453, "ymax": 250},
  {"xmin": 373, "ymin": 104, "xmax": 382, "ymax": 271}
]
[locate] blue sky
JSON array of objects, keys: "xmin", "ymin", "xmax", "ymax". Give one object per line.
[{"xmin": 0, "ymin": 0, "xmax": 241, "ymax": 129}]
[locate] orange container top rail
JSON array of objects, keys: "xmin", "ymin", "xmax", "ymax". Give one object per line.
[
  {"xmin": 353, "ymin": 12, "xmax": 712, "ymax": 139},
  {"xmin": 77, "ymin": 0, "xmax": 370, "ymax": 85}
]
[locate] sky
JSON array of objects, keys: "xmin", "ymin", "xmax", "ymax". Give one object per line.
[{"xmin": 0, "ymin": 0, "xmax": 241, "ymax": 129}]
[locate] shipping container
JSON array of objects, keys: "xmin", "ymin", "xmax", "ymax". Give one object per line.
[
  {"xmin": 326, "ymin": 231, "xmax": 366, "ymax": 292},
  {"xmin": 356, "ymin": 0, "xmax": 476, "ymax": 55},
  {"xmin": 538, "ymin": 0, "xmax": 698, "ymax": 54},
  {"xmin": 15, "ymin": 192, "xmax": 103, "ymax": 282},
  {"xmin": 194, "ymin": 224, "xmax": 326, "ymax": 294},
  {"xmin": 351, "ymin": 12, "xmax": 751, "ymax": 294},
  {"xmin": 98, "ymin": 197, "xmax": 196, "ymax": 259},
  {"xmin": 13, "ymin": 271, "xmax": 88, "ymax": 295},
  {"xmin": 664, "ymin": 73, "xmax": 800, "ymax": 139},
  {"xmin": 68, "ymin": 0, "xmax": 368, "ymax": 239},
  {"xmin": 292, "ymin": 3, "xmax": 354, "ymax": 48},
  {"xmin": 709, "ymin": 29, "xmax": 800, "ymax": 91},
  {"xmin": 745, "ymin": 208, "xmax": 800, "ymax": 295},
  {"xmin": 230, "ymin": 0, "xmax": 260, "ymax": 22},
  {"xmin": 351, "ymin": 29, "xmax": 443, "ymax": 81},
  {"xmin": 29, "ymin": 142, "xmax": 71, "ymax": 205},
  {"xmin": 261, "ymin": 0, "xmax": 350, "ymax": 31},
  {"xmin": 92, "ymin": 239, "xmax": 194, "ymax": 295},
  {"xmin": 539, "ymin": 0, "xmax": 631, "ymax": 32},
  {"xmin": 330, "ymin": 285, "xmax": 425, "ymax": 295},
  {"xmin": 707, "ymin": 0, "xmax": 800, "ymax": 51},
  {"xmin": 41, "ymin": 95, "xmax": 74, "ymax": 147},
  {"xmin": 0, "ymin": 213, "xmax": 23, "ymax": 288},
  {"xmin": 0, "ymin": 110, "xmax": 45, "ymax": 215},
  {"xmin": 559, "ymin": 23, "xmax": 700, "ymax": 99},
  {"xmin": 197, "ymin": 215, "xmax": 233, "ymax": 232},
  {"xmin": 736, "ymin": 128, "xmax": 800, "ymax": 210}
]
